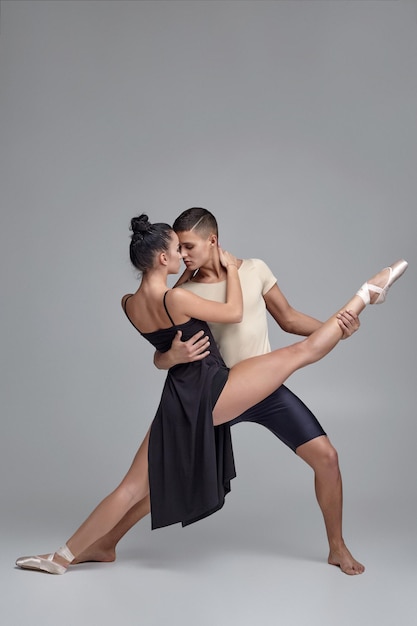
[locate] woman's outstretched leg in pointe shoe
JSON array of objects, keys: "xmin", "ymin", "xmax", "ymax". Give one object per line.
[
  {"xmin": 16, "ymin": 429, "xmax": 151, "ymax": 574},
  {"xmin": 213, "ymin": 260, "xmax": 408, "ymax": 425}
]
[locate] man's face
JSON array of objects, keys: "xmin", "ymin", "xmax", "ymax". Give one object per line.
[{"xmin": 176, "ymin": 230, "xmax": 215, "ymax": 271}]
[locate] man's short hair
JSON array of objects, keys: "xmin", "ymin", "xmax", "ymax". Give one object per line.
[{"xmin": 173, "ymin": 207, "xmax": 218, "ymax": 237}]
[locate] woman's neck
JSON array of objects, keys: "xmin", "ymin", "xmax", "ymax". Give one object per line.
[{"xmin": 138, "ymin": 268, "xmax": 168, "ymax": 293}]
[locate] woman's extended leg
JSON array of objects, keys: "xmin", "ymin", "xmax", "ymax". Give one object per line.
[
  {"xmin": 213, "ymin": 261, "xmax": 407, "ymax": 424},
  {"xmin": 73, "ymin": 496, "xmax": 151, "ymax": 564},
  {"xmin": 66, "ymin": 429, "xmax": 150, "ymax": 553},
  {"xmin": 16, "ymin": 429, "xmax": 151, "ymax": 573}
]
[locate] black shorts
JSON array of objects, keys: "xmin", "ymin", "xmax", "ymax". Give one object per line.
[{"xmin": 229, "ymin": 384, "xmax": 326, "ymax": 452}]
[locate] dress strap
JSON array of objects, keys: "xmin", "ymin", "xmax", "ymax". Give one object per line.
[
  {"xmin": 122, "ymin": 294, "xmax": 133, "ymax": 315},
  {"xmin": 163, "ymin": 290, "xmax": 176, "ymax": 327}
]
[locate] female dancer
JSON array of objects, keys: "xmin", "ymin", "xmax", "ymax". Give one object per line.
[{"xmin": 16, "ymin": 214, "xmax": 407, "ymax": 574}]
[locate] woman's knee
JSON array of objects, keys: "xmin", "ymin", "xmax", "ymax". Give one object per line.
[{"xmin": 116, "ymin": 478, "xmax": 148, "ymax": 509}]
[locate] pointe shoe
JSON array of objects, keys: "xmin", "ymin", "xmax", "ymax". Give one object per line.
[
  {"xmin": 356, "ymin": 259, "xmax": 408, "ymax": 305},
  {"xmin": 15, "ymin": 544, "xmax": 74, "ymax": 575}
]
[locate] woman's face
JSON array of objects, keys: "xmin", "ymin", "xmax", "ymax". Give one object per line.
[
  {"xmin": 165, "ymin": 231, "xmax": 182, "ymax": 274},
  {"xmin": 176, "ymin": 230, "xmax": 214, "ymax": 271}
]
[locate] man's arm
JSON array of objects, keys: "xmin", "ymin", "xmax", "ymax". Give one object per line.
[
  {"xmin": 154, "ymin": 267, "xmax": 206, "ymax": 369},
  {"xmin": 154, "ymin": 330, "xmax": 211, "ymax": 369},
  {"xmin": 263, "ymin": 284, "xmax": 322, "ymax": 335},
  {"xmin": 263, "ymin": 284, "xmax": 359, "ymax": 338}
]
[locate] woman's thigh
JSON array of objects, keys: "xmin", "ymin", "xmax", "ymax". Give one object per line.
[{"xmin": 213, "ymin": 343, "xmax": 308, "ymax": 425}]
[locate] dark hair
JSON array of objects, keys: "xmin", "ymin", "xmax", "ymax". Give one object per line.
[
  {"xmin": 173, "ymin": 207, "xmax": 218, "ymax": 238},
  {"xmin": 129, "ymin": 214, "xmax": 173, "ymax": 273}
]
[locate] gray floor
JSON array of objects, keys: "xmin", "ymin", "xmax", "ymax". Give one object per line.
[
  {"xmin": 3, "ymin": 502, "xmax": 415, "ymax": 626},
  {"xmin": 3, "ymin": 422, "xmax": 416, "ymax": 626}
]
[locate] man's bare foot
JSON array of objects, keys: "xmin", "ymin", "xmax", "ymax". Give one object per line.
[
  {"xmin": 328, "ymin": 544, "xmax": 365, "ymax": 575},
  {"xmin": 71, "ymin": 546, "xmax": 116, "ymax": 565}
]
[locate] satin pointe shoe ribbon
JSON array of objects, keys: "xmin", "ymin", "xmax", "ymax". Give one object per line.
[
  {"xmin": 356, "ymin": 259, "xmax": 408, "ymax": 305},
  {"xmin": 15, "ymin": 544, "xmax": 75, "ymax": 575}
]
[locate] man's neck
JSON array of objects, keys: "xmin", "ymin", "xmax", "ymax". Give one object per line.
[{"xmin": 193, "ymin": 258, "xmax": 242, "ymax": 283}]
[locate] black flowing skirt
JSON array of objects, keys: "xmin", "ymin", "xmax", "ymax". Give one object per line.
[{"xmin": 144, "ymin": 320, "xmax": 236, "ymax": 529}]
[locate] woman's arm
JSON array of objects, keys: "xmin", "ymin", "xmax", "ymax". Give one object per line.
[{"xmin": 169, "ymin": 248, "xmax": 243, "ymax": 324}]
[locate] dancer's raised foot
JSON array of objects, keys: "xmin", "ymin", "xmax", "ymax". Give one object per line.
[
  {"xmin": 15, "ymin": 544, "xmax": 74, "ymax": 575},
  {"xmin": 328, "ymin": 544, "xmax": 365, "ymax": 576},
  {"xmin": 356, "ymin": 259, "xmax": 408, "ymax": 305}
]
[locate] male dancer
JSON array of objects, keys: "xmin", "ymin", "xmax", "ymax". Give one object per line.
[{"xmin": 75, "ymin": 208, "xmax": 364, "ymax": 575}]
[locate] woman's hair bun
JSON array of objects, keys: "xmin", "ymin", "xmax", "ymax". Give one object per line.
[
  {"xmin": 129, "ymin": 214, "xmax": 172, "ymax": 273},
  {"xmin": 130, "ymin": 214, "xmax": 152, "ymax": 237}
]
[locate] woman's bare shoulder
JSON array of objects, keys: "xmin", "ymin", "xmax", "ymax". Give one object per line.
[{"xmin": 121, "ymin": 293, "xmax": 134, "ymax": 308}]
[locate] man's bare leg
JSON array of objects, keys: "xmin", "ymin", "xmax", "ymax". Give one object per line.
[
  {"xmin": 73, "ymin": 495, "xmax": 151, "ymax": 564},
  {"xmin": 296, "ymin": 435, "xmax": 365, "ymax": 575}
]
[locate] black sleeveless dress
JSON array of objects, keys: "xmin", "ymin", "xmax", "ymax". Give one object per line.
[{"xmin": 123, "ymin": 292, "xmax": 236, "ymax": 530}]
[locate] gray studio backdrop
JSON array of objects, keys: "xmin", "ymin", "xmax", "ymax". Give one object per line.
[{"xmin": 1, "ymin": 0, "xmax": 416, "ymax": 546}]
